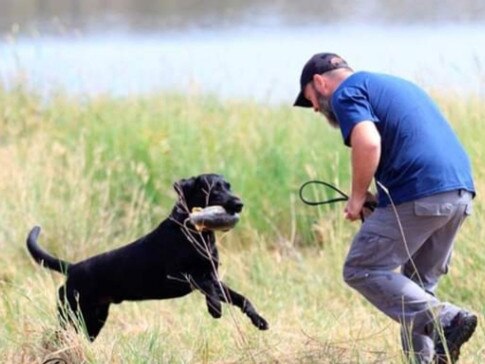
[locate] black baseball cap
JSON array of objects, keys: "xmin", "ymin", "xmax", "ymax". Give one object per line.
[{"xmin": 293, "ymin": 53, "xmax": 351, "ymax": 107}]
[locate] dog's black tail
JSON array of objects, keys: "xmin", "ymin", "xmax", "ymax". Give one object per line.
[{"xmin": 26, "ymin": 226, "xmax": 71, "ymax": 274}]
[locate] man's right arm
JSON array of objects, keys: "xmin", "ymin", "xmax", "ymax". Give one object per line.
[{"xmin": 344, "ymin": 121, "xmax": 381, "ymax": 221}]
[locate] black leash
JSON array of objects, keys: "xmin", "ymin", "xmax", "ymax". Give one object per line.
[
  {"xmin": 299, "ymin": 180, "xmax": 349, "ymax": 206},
  {"xmin": 298, "ymin": 180, "xmax": 377, "ymax": 221}
]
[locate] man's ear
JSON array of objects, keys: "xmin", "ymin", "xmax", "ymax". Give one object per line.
[{"xmin": 312, "ymin": 74, "xmax": 326, "ymax": 93}]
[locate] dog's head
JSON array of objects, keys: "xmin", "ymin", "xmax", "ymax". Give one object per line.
[{"xmin": 173, "ymin": 174, "xmax": 243, "ymax": 215}]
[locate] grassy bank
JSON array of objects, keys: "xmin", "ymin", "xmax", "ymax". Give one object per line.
[{"xmin": 0, "ymin": 85, "xmax": 484, "ymax": 363}]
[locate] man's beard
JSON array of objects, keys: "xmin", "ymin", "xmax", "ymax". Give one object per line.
[{"xmin": 317, "ymin": 94, "xmax": 339, "ymax": 128}]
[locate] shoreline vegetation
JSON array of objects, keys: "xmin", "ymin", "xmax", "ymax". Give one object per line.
[{"xmin": 1, "ymin": 85, "xmax": 484, "ymax": 362}]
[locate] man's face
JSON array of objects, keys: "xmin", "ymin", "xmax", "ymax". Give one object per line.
[
  {"xmin": 312, "ymin": 84, "xmax": 339, "ymax": 128},
  {"xmin": 304, "ymin": 75, "xmax": 339, "ymax": 128}
]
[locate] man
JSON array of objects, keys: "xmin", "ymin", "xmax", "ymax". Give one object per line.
[{"xmin": 294, "ymin": 53, "xmax": 477, "ymax": 363}]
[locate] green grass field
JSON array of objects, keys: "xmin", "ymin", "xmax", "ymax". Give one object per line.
[{"xmin": 1, "ymin": 84, "xmax": 484, "ymax": 363}]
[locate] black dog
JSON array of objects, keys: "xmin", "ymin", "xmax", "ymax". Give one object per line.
[{"xmin": 26, "ymin": 173, "xmax": 268, "ymax": 341}]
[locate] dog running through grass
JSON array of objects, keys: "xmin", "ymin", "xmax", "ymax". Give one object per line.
[{"xmin": 26, "ymin": 173, "xmax": 269, "ymax": 341}]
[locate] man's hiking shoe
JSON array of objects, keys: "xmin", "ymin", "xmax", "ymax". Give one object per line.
[{"xmin": 434, "ymin": 311, "xmax": 477, "ymax": 363}]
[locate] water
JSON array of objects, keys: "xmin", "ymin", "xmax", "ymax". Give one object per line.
[{"xmin": 1, "ymin": 1, "xmax": 485, "ymax": 104}]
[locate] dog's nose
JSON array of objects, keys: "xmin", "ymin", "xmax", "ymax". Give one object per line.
[{"xmin": 231, "ymin": 199, "xmax": 244, "ymax": 213}]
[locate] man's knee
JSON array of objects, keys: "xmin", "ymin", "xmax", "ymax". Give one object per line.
[{"xmin": 343, "ymin": 263, "xmax": 366, "ymax": 288}]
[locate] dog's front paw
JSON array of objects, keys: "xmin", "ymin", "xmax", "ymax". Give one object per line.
[
  {"xmin": 208, "ymin": 307, "xmax": 222, "ymax": 319},
  {"xmin": 207, "ymin": 299, "xmax": 222, "ymax": 319},
  {"xmin": 250, "ymin": 314, "xmax": 269, "ymax": 330}
]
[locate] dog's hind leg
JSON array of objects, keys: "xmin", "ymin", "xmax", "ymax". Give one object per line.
[
  {"xmin": 79, "ymin": 304, "xmax": 110, "ymax": 341},
  {"xmin": 57, "ymin": 285, "xmax": 110, "ymax": 341},
  {"xmin": 57, "ymin": 285, "xmax": 79, "ymax": 330},
  {"xmin": 215, "ymin": 282, "xmax": 269, "ymax": 330}
]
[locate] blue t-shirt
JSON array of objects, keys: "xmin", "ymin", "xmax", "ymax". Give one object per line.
[{"xmin": 331, "ymin": 71, "xmax": 475, "ymax": 206}]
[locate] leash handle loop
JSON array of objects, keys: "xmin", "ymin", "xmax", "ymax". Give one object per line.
[
  {"xmin": 299, "ymin": 180, "xmax": 377, "ymax": 222},
  {"xmin": 298, "ymin": 180, "xmax": 349, "ymax": 206}
]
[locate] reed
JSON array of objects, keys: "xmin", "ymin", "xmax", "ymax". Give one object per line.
[{"xmin": 0, "ymin": 85, "xmax": 483, "ymax": 363}]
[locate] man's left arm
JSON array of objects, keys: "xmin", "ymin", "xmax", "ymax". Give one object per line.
[{"xmin": 345, "ymin": 121, "xmax": 381, "ymax": 221}]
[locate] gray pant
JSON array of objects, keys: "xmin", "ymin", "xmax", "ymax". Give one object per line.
[{"xmin": 343, "ymin": 190, "xmax": 473, "ymax": 363}]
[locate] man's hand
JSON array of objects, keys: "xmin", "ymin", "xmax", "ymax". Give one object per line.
[
  {"xmin": 345, "ymin": 191, "xmax": 377, "ymax": 221},
  {"xmin": 344, "ymin": 195, "xmax": 366, "ymax": 221}
]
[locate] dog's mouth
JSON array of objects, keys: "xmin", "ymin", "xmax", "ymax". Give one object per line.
[
  {"xmin": 204, "ymin": 200, "xmax": 243, "ymax": 215},
  {"xmin": 224, "ymin": 207, "xmax": 242, "ymax": 215}
]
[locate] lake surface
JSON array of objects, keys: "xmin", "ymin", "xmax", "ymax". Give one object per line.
[{"xmin": 1, "ymin": 1, "xmax": 485, "ymax": 103}]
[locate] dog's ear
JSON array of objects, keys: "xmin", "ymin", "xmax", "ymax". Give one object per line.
[{"xmin": 173, "ymin": 177, "xmax": 195, "ymax": 198}]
